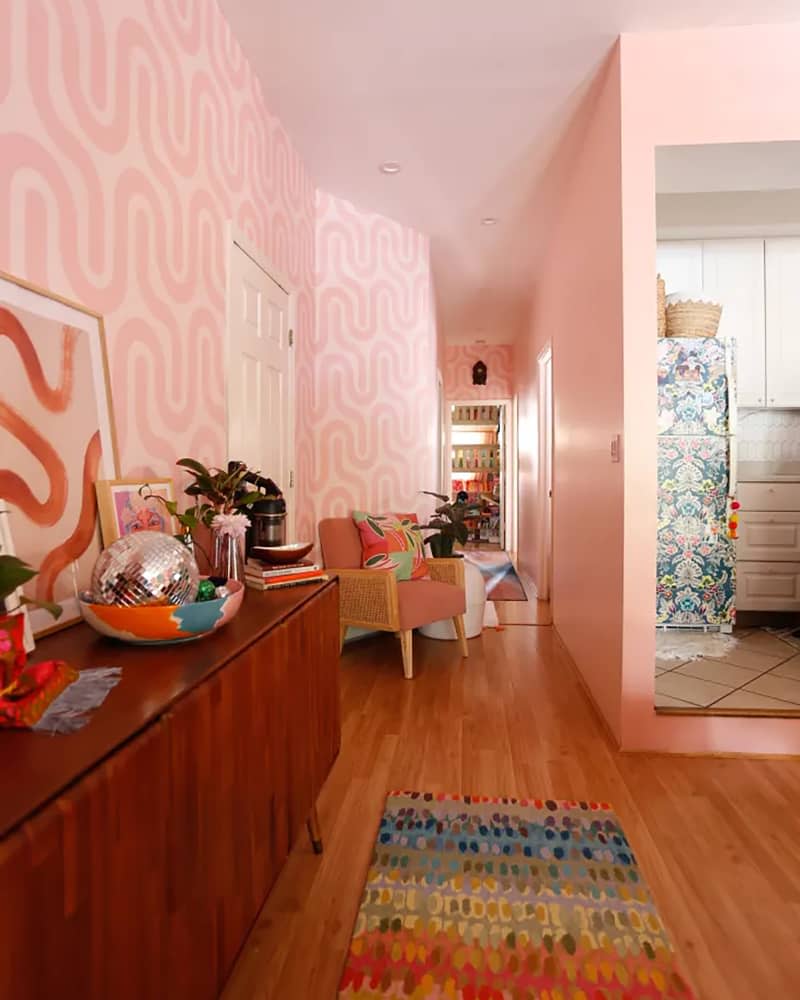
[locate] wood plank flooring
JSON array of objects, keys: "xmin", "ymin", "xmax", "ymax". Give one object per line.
[{"xmin": 223, "ymin": 621, "xmax": 800, "ymax": 1000}]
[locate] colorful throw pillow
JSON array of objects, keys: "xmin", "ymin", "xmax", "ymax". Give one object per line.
[{"xmin": 352, "ymin": 512, "xmax": 428, "ymax": 581}]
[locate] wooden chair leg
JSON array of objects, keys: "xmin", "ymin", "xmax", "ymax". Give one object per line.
[
  {"xmin": 339, "ymin": 624, "xmax": 348, "ymax": 652},
  {"xmin": 307, "ymin": 804, "xmax": 323, "ymax": 854},
  {"xmin": 453, "ymin": 615, "xmax": 469, "ymax": 658},
  {"xmin": 399, "ymin": 629, "xmax": 414, "ymax": 679}
]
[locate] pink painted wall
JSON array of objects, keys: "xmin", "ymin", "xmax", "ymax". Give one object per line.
[
  {"xmin": 443, "ymin": 344, "xmax": 514, "ymax": 400},
  {"xmin": 0, "ymin": 0, "xmax": 316, "ymax": 538},
  {"xmin": 620, "ymin": 25, "xmax": 800, "ymax": 753},
  {"xmin": 517, "ymin": 47, "xmax": 624, "ymax": 738},
  {"xmin": 313, "ymin": 191, "xmax": 438, "ymax": 518}
]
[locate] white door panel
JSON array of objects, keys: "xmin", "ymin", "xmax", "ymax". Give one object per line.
[
  {"xmin": 701, "ymin": 239, "xmax": 765, "ymax": 408},
  {"xmin": 765, "ymin": 238, "xmax": 800, "ymax": 408},
  {"xmin": 656, "ymin": 241, "xmax": 703, "ymax": 297},
  {"xmin": 227, "ymin": 240, "xmax": 293, "ymax": 526}
]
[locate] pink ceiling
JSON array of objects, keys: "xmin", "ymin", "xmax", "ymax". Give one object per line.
[{"xmin": 218, "ymin": 0, "xmax": 800, "ymax": 342}]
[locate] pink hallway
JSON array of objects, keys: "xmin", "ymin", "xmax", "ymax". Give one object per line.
[
  {"xmin": 518, "ymin": 47, "xmax": 625, "ymax": 738},
  {"xmin": 0, "ymin": 0, "xmax": 439, "ymax": 540},
  {"xmin": 313, "ymin": 191, "xmax": 439, "ymax": 518},
  {"xmin": 620, "ymin": 24, "xmax": 800, "ymax": 754},
  {"xmin": 443, "ymin": 343, "xmax": 514, "ymax": 401},
  {"xmin": 0, "ymin": 0, "xmax": 317, "ymax": 538},
  {"xmin": 518, "ymin": 27, "xmax": 800, "ymax": 754}
]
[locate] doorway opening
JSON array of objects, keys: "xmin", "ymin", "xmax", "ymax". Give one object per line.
[
  {"xmin": 537, "ymin": 346, "xmax": 553, "ymax": 602},
  {"xmin": 446, "ymin": 399, "xmax": 526, "ymax": 607},
  {"xmin": 449, "ymin": 401, "xmax": 508, "ymax": 547}
]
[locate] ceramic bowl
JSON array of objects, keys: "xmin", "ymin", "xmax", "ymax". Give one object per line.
[
  {"xmin": 79, "ymin": 580, "xmax": 244, "ymax": 645},
  {"xmin": 250, "ymin": 541, "xmax": 314, "ymax": 565}
]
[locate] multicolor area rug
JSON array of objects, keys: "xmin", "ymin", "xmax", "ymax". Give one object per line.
[
  {"xmin": 466, "ymin": 551, "xmax": 527, "ymax": 602},
  {"xmin": 339, "ymin": 792, "xmax": 695, "ymax": 1000}
]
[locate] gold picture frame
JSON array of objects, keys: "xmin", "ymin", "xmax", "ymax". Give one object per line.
[
  {"xmin": 0, "ymin": 270, "xmax": 119, "ymax": 636},
  {"xmin": 95, "ymin": 479, "xmax": 176, "ymax": 546}
]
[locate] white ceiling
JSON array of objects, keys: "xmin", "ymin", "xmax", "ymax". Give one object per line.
[
  {"xmin": 657, "ymin": 142, "xmax": 800, "ymax": 193},
  {"xmin": 220, "ymin": 1, "xmax": 800, "ymax": 343}
]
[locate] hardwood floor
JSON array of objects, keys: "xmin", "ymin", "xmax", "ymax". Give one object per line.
[
  {"xmin": 495, "ymin": 595, "xmax": 552, "ymax": 625},
  {"xmin": 223, "ymin": 622, "xmax": 800, "ymax": 1000}
]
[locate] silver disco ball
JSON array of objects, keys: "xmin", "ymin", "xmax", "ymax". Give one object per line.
[{"xmin": 91, "ymin": 531, "xmax": 200, "ymax": 607}]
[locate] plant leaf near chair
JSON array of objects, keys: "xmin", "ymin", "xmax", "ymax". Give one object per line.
[{"xmin": 417, "ymin": 491, "xmax": 469, "ymax": 558}]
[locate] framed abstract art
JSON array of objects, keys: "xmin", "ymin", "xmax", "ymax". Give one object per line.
[
  {"xmin": 0, "ymin": 271, "xmax": 119, "ymax": 636},
  {"xmin": 95, "ymin": 479, "xmax": 176, "ymax": 545}
]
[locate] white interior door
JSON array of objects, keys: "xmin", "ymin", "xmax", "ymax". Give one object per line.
[{"xmin": 227, "ymin": 239, "xmax": 294, "ymax": 531}]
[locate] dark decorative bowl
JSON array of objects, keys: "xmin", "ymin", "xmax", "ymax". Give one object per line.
[{"xmin": 250, "ymin": 542, "xmax": 314, "ymax": 565}]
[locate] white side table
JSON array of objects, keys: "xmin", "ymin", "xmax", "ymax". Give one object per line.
[{"xmin": 419, "ymin": 558, "xmax": 486, "ymax": 640}]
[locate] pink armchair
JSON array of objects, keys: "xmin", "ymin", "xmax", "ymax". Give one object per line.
[{"xmin": 318, "ymin": 517, "xmax": 469, "ymax": 680}]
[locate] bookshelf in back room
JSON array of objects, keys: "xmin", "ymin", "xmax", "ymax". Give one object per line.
[{"xmin": 450, "ymin": 404, "xmax": 502, "ymax": 544}]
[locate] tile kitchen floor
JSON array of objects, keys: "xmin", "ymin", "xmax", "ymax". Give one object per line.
[{"xmin": 655, "ymin": 627, "xmax": 800, "ymax": 713}]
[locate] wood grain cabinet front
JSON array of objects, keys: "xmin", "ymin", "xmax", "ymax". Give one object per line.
[{"xmin": 0, "ymin": 580, "xmax": 340, "ymax": 1000}]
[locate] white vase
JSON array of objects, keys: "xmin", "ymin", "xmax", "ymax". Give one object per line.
[{"xmin": 419, "ymin": 558, "xmax": 486, "ymax": 641}]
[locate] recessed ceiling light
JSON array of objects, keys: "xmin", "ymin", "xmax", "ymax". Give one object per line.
[
  {"xmin": 481, "ymin": 217, "xmax": 498, "ymax": 226},
  {"xmin": 379, "ymin": 161, "xmax": 402, "ymax": 175}
]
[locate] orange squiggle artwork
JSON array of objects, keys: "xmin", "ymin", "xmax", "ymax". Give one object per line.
[
  {"xmin": 0, "ymin": 309, "xmax": 77, "ymax": 411},
  {"xmin": 0, "ymin": 400, "xmax": 67, "ymax": 525},
  {"xmin": 1, "ymin": 298, "xmax": 107, "ymax": 620},
  {"xmin": 36, "ymin": 432, "xmax": 101, "ymax": 603}
]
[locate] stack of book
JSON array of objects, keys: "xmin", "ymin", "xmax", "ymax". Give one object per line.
[{"xmin": 244, "ymin": 557, "xmax": 328, "ymax": 591}]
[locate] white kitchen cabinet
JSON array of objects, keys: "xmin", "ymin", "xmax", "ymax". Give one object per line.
[
  {"xmin": 737, "ymin": 562, "xmax": 800, "ymax": 612},
  {"xmin": 657, "ymin": 236, "xmax": 800, "ymax": 409},
  {"xmin": 702, "ymin": 239, "xmax": 766, "ymax": 408},
  {"xmin": 738, "ymin": 511, "xmax": 800, "ymax": 562},
  {"xmin": 655, "ymin": 241, "xmax": 703, "ymax": 297},
  {"xmin": 765, "ymin": 238, "xmax": 800, "ymax": 408},
  {"xmin": 737, "ymin": 479, "xmax": 800, "ymax": 611}
]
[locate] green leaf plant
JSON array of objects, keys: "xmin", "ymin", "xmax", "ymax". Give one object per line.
[
  {"xmin": 139, "ymin": 459, "xmax": 266, "ymax": 563},
  {"xmin": 417, "ymin": 490, "xmax": 469, "ymax": 559},
  {"xmin": 0, "ymin": 555, "xmax": 62, "ymax": 619}
]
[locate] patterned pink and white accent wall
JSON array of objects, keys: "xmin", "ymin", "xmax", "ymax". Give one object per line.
[
  {"xmin": 0, "ymin": 0, "xmax": 316, "ymax": 538},
  {"xmin": 313, "ymin": 191, "xmax": 438, "ymax": 518},
  {"xmin": 443, "ymin": 344, "xmax": 514, "ymax": 400}
]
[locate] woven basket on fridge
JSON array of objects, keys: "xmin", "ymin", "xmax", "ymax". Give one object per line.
[
  {"xmin": 665, "ymin": 293, "xmax": 722, "ymax": 338},
  {"xmin": 656, "ymin": 275, "xmax": 666, "ymax": 337}
]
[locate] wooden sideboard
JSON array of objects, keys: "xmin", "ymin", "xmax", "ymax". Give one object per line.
[{"xmin": 0, "ymin": 579, "xmax": 340, "ymax": 999}]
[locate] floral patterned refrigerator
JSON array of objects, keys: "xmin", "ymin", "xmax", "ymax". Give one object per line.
[{"xmin": 656, "ymin": 337, "xmax": 736, "ymax": 627}]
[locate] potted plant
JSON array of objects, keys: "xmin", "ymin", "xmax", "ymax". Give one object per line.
[
  {"xmin": 0, "ymin": 556, "xmax": 61, "ymax": 686},
  {"xmin": 143, "ymin": 459, "xmax": 265, "ymax": 580},
  {"xmin": 418, "ymin": 491, "xmax": 469, "ymax": 558}
]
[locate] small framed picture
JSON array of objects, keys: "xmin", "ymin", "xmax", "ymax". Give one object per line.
[{"xmin": 95, "ymin": 479, "xmax": 176, "ymax": 547}]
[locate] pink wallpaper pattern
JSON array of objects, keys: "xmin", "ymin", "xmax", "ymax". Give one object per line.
[
  {"xmin": 443, "ymin": 344, "xmax": 514, "ymax": 400},
  {"xmin": 0, "ymin": 0, "xmax": 316, "ymax": 538},
  {"xmin": 313, "ymin": 191, "xmax": 438, "ymax": 518}
]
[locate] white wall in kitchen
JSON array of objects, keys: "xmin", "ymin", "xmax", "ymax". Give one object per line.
[{"xmin": 738, "ymin": 409, "xmax": 800, "ymax": 460}]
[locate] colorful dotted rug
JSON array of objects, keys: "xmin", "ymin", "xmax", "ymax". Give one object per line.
[{"xmin": 338, "ymin": 792, "xmax": 696, "ymax": 1000}]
